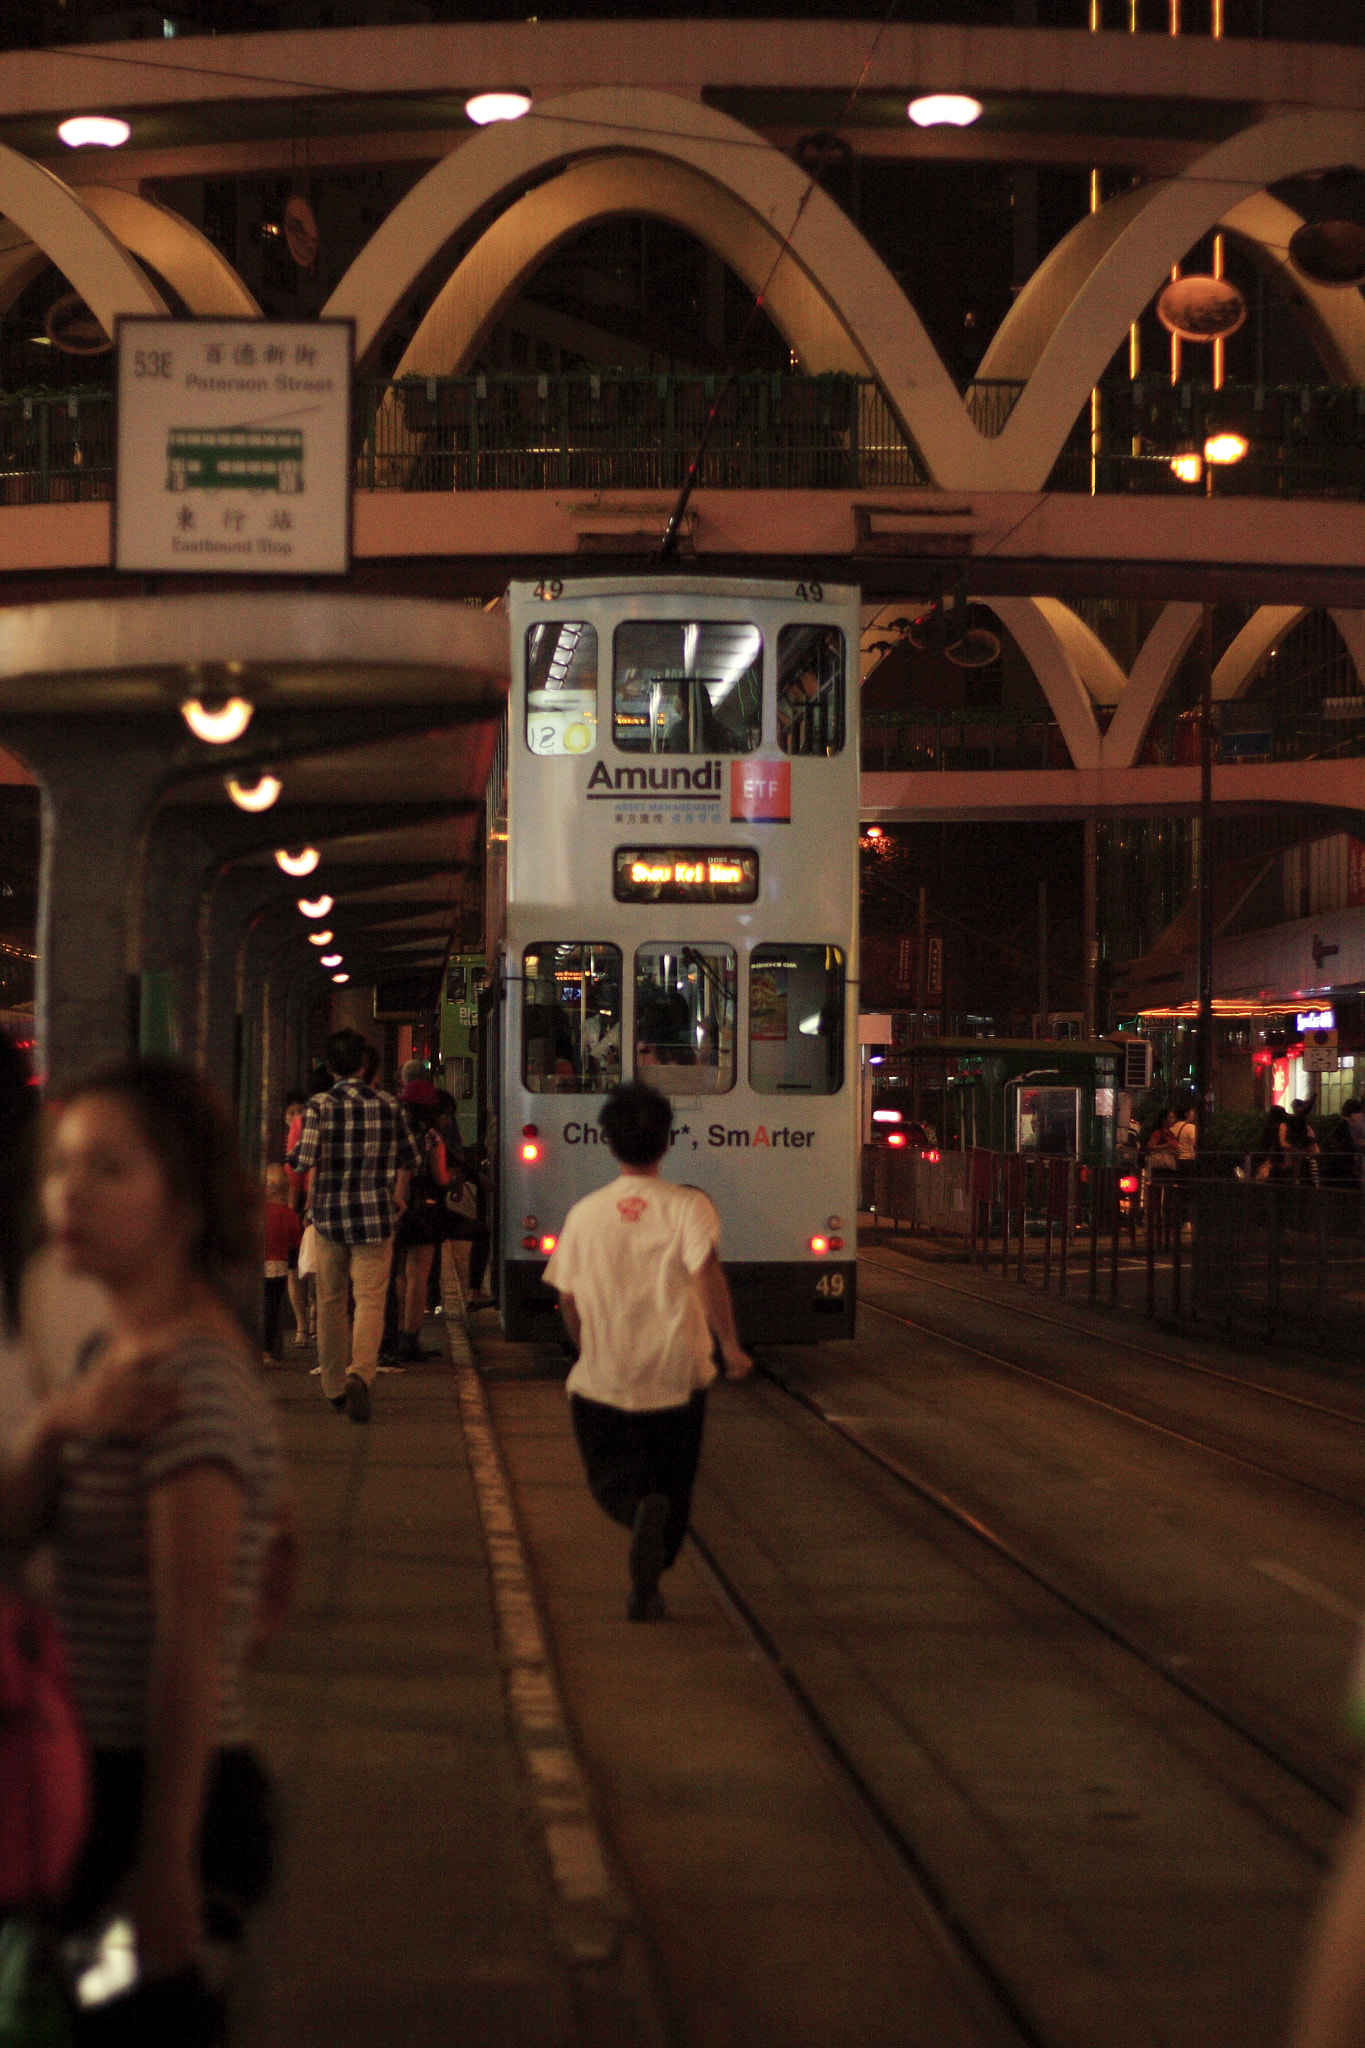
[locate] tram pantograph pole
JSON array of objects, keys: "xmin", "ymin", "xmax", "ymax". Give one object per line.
[{"xmin": 1195, "ymin": 602, "xmax": 1215, "ymax": 1149}]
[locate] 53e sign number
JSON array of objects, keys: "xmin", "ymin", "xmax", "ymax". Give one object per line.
[{"xmin": 133, "ymin": 351, "xmax": 173, "ymax": 378}]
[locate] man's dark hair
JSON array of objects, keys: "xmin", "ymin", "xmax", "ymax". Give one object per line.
[
  {"xmin": 326, "ymin": 1028, "xmax": 368, "ymax": 1078},
  {"xmin": 285, "ymin": 1087, "xmax": 307, "ymax": 1110},
  {"xmin": 599, "ymin": 1081, "xmax": 673, "ymax": 1167}
]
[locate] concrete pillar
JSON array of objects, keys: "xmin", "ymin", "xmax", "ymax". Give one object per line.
[{"xmin": 8, "ymin": 723, "xmax": 173, "ymax": 1089}]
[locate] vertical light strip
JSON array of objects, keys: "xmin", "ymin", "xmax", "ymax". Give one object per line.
[
  {"xmin": 1212, "ymin": 231, "xmax": 1225, "ymax": 389},
  {"xmin": 1128, "ymin": 0, "xmax": 1140, "ymax": 452},
  {"xmin": 1088, "ymin": 0, "xmax": 1101, "ymax": 494}
]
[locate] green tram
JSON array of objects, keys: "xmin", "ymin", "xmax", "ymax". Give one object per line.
[
  {"xmin": 166, "ymin": 427, "xmax": 304, "ymax": 493},
  {"xmin": 865, "ymin": 1037, "xmax": 1119, "ymax": 1168}
]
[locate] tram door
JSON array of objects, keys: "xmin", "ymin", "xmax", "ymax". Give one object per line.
[{"xmin": 481, "ymin": 963, "xmax": 506, "ymax": 1305}]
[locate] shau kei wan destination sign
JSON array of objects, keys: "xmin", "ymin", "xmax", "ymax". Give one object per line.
[
  {"xmin": 613, "ymin": 846, "xmax": 759, "ymax": 904},
  {"xmin": 113, "ymin": 318, "xmax": 353, "ymax": 575}
]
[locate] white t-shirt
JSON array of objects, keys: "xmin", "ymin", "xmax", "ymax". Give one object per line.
[
  {"xmin": 544, "ymin": 1174, "xmax": 720, "ymax": 1411},
  {"xmin": 1172, "ymin": 1119, "xmax": 1198, "ymax": 1163}
]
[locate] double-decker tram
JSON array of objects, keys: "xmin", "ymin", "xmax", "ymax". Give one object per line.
[{"xmin": 486, "ymin": 575, "xmax": 860, "ymax": 1344}]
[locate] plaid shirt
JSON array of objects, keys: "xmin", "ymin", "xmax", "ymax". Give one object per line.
[{"xmin": 289, "ymin": 1082, "xmax": 421, "ymax": 1245}]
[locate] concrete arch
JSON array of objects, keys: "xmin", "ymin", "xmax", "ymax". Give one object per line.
[
  {"xmin": 1101, "ymin": 603, "xmax": 1204, "ymax": 770},
  {"xmin": 0, "ymin": 141, "xmax": 165, "ymax": 335},
  {"xmin": 78, "ymin": 188, "xmax": 260, "ymax": 318},
  {"xmin": 1212, "ymin": 606, "xmax": 1306, "ymax": 701},
  {"xmin": 324, "ymin": 86, "xmax": 979, "ymax": 485},
  {"xmin": 987, "ymin": 598, "xmax": 1103, "ymax": 771},
  {"xmin": 996, "ymin": 111, "xmax": 1365, "ymax": 489},
  {"xmin": 392, "ymin": 153, "xmax": 868, "ymax": 382},
  {"xmin": 1219, "ymin": 193, "xmax": 1365, "ymax": 387}
]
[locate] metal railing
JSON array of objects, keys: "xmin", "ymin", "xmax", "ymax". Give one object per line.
[
  {"xmin": 8, "ymin": 373, "xmax": 1365, "ymax": 503},
  {"xmin": 861, "ymin": 708, "xmax": 1066, "ymax": 772}
]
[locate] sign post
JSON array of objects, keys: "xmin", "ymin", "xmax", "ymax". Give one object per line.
[{"xmin": 113, "ymin": 317, "xmax": 353, "ymax": 576}]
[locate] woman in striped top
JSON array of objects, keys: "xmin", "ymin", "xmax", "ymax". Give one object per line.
[{"xmin": 3, "ymin": 1061, "xmax": 286, "ymax": 2041}]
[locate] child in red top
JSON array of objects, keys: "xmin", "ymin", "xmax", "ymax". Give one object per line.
[{"xmin": 264, "ymin": 1165, "xmax": 303, "ymax": 1364}]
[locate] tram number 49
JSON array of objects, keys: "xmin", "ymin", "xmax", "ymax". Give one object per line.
[
  {"xmin": 814, "ymin": 1272, "xmax": 844, "ymax": 1298},
  {"xmin": 533, "ymin": 579, "xmax": 564, "ymax": 601},
  {"xmin": 794, "ymin": 581, "xmax": 823, "ymax": 602}
]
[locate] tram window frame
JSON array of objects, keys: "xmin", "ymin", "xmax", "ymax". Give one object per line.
[
  {"xmin": 777, "ymin": 623, "xmax": 845, "ymax": 758},
  {"xmin": 634, "ymin": 943, "xmax": 737, "ymax": 1096},
  {"xmin": 525, "ymin": 620, "xmax": 599, "ymax": 758},
  {"xmin": 748, "ymin": 944, "xmax": 845, "ymax": 1096},
  {"xmin": 612, "ymin": 620, "xmax": 762, "ymax": 756},
  {"xmin": 521, "ymin": 942, "xmax": 622, "ymax": 1094}
]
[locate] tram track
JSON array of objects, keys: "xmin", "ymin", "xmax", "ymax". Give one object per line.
[
  {"xmin": 856, "ymin": 1251, "xmax": 1365, "ymax": 1516},
  {"xmin": 749, "ymin": 1353, "xmax": 1351, "ymax": 1827}
]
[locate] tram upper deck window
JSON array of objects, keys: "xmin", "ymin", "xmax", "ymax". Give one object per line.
[
  {"xmin": 525, "ymin": 621, "xmax": 598, "ymax": 757},
  {"xmin": 635, "ymin": 944, "xmax": 736, "ymax": 1096},
  {"xmin": 522, "ymin": 943, "xmax": 621, "ymax": 1093},
  {"xmin": 749, "ymin": 945, "xmax": 844, "ymax": 1095},
  {"xmin": 613, "ymin": 621, "xmax": 761, "ymax": 754},
  {"xmin": 777, "ymin": 623, "xmax": 845, "ymax": 757}
]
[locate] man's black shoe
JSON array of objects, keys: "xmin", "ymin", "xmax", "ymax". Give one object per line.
[
  {"xmin": 344, "ymin": 1374, "xmax": 371, "ymax": 1423},
  {"xmin": 328, "ymin": 1394, "xmax": 346, "ymax": 1411}
]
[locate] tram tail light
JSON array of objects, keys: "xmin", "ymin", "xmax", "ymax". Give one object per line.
[
  {"xmin": 520, "ymin": 1141, "xmax": 541, "ymax": 1163},
  {"xmin": 921, "ymin": 1148, "xmax": 941, "ymax": 1164},
  {"xmin": 521, "ymin": 1235, "xmax": 538, "ymax": 1249},
  {"xmin": 1119, "ymin": 1174, "xmax": 1139, "ymax": 1194},
  {"xmin": 828, "ymin": 1237, "xmax": 844, "ymax": 1251},
  {"xmin": 539, "ymin": 1233, "xmax": 558, "ymax": 1254},
  {"xmin": 885, "ymin": 1131, "xmax": 907, "ymax": 1149},
  {"xmin": 809, "ymin": 1234, "xmax": 830, "ymax": 1255}
]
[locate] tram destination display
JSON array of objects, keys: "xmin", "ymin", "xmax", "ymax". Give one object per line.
[
  {"xmin": 113, "ymin": 316, "xmax": 352, "ymax": 575},
  {"xmin": 613, "ymin": 846, "xmax": 759, "ymax": 904}
]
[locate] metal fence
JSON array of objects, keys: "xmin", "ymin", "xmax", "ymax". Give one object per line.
[
  {"xmin": 1189, "ymin": 1178, "xmax": 1365, "ymax": 1355},
  {"xmin": 0, "ymin": 389, "xmax": 113, "ymax": 505},
  {"xmin": 861, "ymin": 709, "xmax": 1066, "ymax": 773}
]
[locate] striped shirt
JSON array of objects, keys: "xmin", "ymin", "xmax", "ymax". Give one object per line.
[
  {"xmin": 53, "ymin": 1337, "xmax": 283, "ymax": 1750},
  {"xmin": 289, "ymin": 1081, "xmax": 421, "ymax": 1245}
]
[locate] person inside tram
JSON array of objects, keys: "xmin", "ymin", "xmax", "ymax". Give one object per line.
[
  {"xmin": 778, "ymin": 660, "xmax": 823, "ymax": 754},
  {"xmin": 637, "ymin": 993, "xmax": 701, "ymax": 1089}
]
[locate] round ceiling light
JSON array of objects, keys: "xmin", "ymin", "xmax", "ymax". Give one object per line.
[
  {"xmin": 275, "ymin": 847, "xmax": 320, "ymax": 878},
  {"xmin": 331, "ymin": 972, "xmax": 350, "ymax": 985},
  {"xmin": 183, "ymin": 696, "xmax": 253, "ymax": 744},
  {"xmin": 58, "ymin": 115, "xmax": 131, "ymax": 149},
  {"xmin": 907, "ymin": 94, "xmax": 983, "ymax": 128},
  {"xmin": 1156, "ymin": 274, "xmax": 1247, "ymax": 342},
  {"xmin": 307, "ymin": 930, "xmax": 334, "ymax": 947},
  {"xmin": 465, "ymin": 91, "xmax": 532, "ymax": 125},
  {"xmin": 320, "ymin": 954, "xmax": 343, "ymax": 967},
  {"xmin": 1204, "ymin": 431, "xmax": 1249, "ymax": 466},
  {"xmin": 225, "ymin": 774, "xmax": 281, "ymax": 812},
  {"xmin": 298, "ymin": 894, "xmax": 334, "ymax": 919}
]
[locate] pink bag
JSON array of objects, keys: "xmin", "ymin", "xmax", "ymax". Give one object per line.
[{"xmin": 0, "ymin": 1587, "xmax": 89, "ymax": 1908}]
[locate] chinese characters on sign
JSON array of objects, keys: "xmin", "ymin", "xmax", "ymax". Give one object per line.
[{"xmin": 114, "ymin": 318, "xmax": 352, "ymax": 575}]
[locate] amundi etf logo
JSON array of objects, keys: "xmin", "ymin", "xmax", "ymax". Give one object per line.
[{"xmin": 584, "ymin": 760, "xmax": 723, "ymax": 799}]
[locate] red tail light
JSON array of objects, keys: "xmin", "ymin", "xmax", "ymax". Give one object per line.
[
  {"xmin": 520, "ymin": 1139, "xmax": 541, "ymax": 1163},
  {"xmin": 921, "ymin": 1148, "xmax": 941, "ymax": 1164},
  {"xmin": 1119, "ymin": 1174, "xmax": 1139, "ymax": 1193},
  {"xmin": 885, "ymin": 1131, "xmax": 907, "ymax": 1149},
  {"xmin": 539, "ymin": 1233, "xmax": 558, "ymax": 1255},
  {"xmin": 809, "ymin": 1234, "xmax": 830, "ymax": 1255}
]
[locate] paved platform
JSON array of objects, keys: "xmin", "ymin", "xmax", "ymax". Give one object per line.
[{"xmin": 236, "ymin": 1310, "xmax": 662, "ymax": 2047}]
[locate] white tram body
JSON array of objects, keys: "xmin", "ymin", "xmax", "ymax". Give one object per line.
[{"xmin": 491, "ymin": 575, "xmax": 859, "ymax": 1344}]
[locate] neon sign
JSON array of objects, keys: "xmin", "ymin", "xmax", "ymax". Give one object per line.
[
  {"xmin": 613, "ymin": 846, "xmax": 759, "ymax": 904},
  {"xmin": 1296, "ymin": 1008, "xmax": 1336, "ymax": 1033}
]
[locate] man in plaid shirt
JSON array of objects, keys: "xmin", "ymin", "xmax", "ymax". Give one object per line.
[{"xmin": 289, "ymin": 1028, "xmax": 421, "ymax": 1422}]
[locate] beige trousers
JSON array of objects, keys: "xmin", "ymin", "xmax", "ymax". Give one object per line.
[{"xmin": 314, "ymin": 1234, "xmax": 394, "ymax": 1399}]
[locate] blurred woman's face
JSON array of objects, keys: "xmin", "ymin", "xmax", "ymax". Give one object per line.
[{"xmin": 44, "ymin": 1095, "xmax": 194, "ymax": 1286}]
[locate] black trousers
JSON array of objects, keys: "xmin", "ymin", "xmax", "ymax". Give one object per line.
[
  {"xmin": 262, "ymin": 1275, "xmax": 288, "ymax": 1354},
  {"xmin": 569, "ymin": 1390, "xmax": 707, "ymax": 1570},
  {"xmin": 444, "ymin": 1214, "xmax": 490, "ymax": 1290}
]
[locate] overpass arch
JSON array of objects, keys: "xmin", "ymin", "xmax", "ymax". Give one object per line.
[
  {"xmin": 324, "ymin": 86, "xmax": 980, "ymax": 485},
  {"xmin": 0, "ymin": 142, "xmax": 166, "ymax": 334}
]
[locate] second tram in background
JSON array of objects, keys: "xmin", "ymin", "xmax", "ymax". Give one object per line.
[{"xmin": 484, "ymin": 575, "xmax": 860, "ymax": 1344}]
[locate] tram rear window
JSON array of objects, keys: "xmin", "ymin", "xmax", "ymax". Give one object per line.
[
  {"xmin": 778, "ymin": 624, "xmax": 845, "ymax": 757},
  {"xmin": 613, "ymin": 621, "xmax": 761, "ymax": 755},
  {"xmin": 522, "ymin": 943, "xmax": 621, "ymax": 1093},
  {"xmin": 635, "ymin": 944, "xmax": 736, "ymax": 1095},
  {"xmin": 749, "ymin": 945, "xmax": 844, "ymax": 1095},
  {"xmin": 525, "ymin": 621, "xmax": 598, "ymax": 757},
  {"xmin": 614, "ymin": 847, "xmax": 758, "ymax": 904}
]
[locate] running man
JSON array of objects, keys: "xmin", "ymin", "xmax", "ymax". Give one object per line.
[{"xmin": 544, "ymin": 1081, "xmax": 751, "ymax": 1621}]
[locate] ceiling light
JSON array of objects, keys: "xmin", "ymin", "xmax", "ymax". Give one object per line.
[
  {"xmin": 275, "ymin": 847, "xmax": 319, "ymax": 878},
  {"xmin": 465, "ymin": 91, "xmax": 532, "ymax": 124},
  {"xmin": 182, "ymin": 695, "xmax": 253, "ymax": 743},
  {"xmin": 320, "ymin": 953, "xmax": 343, "ymax": 967},
  {"xmin": 58, "ymin": 115, "xmax": 131, "ymax": 149},
  {"xmin": 307, "ymin": 930, "xmax": 334, "ymax": 947},
  {"xmin": 298, "ymin": 895, "xmax": 333, "ymax": 918},
  {"xmin": 1204, "ymin": 431, "xmax": 1249, "ymax": 466},
  {"xmin": 225, "ymin": 774, "xmax": 281, "ymax": 812},
  {"xmin": 331, "ymin": 972, "xmax": 350, "ymax": 984},
  {"xmin": 907, "ymin": 94, "xmax": 982, "ymax": 128},
  {"xmin": 1169, "ymin": 452, "xmax": 1203, "ymax": 484}
]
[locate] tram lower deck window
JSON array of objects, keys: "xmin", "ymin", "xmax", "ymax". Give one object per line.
[
  {"xmin": 635, "ymin": 944, "xmax": 736, "ymax": 1095},
  {"xmin": 523, "ymin": 943, "xmax": 621, "ymax": 1092},
  {"xmin": 525, "ymin": 621, "xmax": 598, "ymax": 757},
  {"xmin": 614, "ymin": 621, "xmax": 761, "ymax": 754},
  {"xmin": 749, "ymin": 945, "xmax": 845, "ymax": 1095}
]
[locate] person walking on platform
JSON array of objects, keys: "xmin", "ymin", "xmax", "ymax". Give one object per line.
[
  {"xmin": 289, "ymin": 1029, "xmax": 419, "ymax": 1423},
  {"xmin": 544, "ymin": 1081, "xmax": 751, "ymax": 1622}
]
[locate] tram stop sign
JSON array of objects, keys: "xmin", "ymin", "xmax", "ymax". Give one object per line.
[
  {"xmin": 113, "ymin": 317, "xmax": 353, "ymax": 575},
  {"xmin": 1302, "ymin": 1028, "xmax": 1340, "ymax": 1074}
]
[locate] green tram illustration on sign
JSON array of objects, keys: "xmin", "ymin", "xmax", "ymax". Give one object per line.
[{"xmin": 166, "ymin": 427, "xmax": 304, "ymax": 494}]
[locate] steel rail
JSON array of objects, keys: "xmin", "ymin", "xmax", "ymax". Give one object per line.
[
  {"xmin": 754, "ymin": 1360, "xmax": 1350, "ymax": 1831},
  {"xmin": 684, "ymin": 1524, "xmax": 1049, "ymax": 2048},
  {"xmin": 857, "ymin": 1259, "xmax": 1365, "ymax": 1516},
  {"xmin": 858, "ymin": 1245, "xmax": 1365, "ymax": 1432}
]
